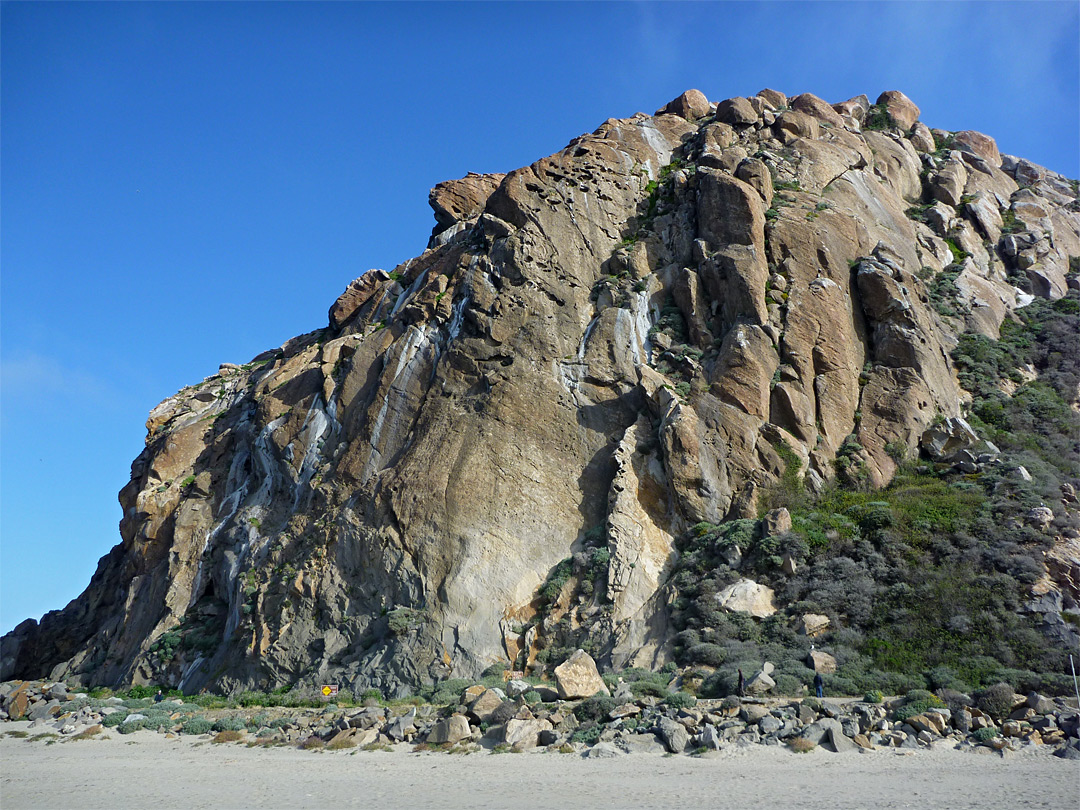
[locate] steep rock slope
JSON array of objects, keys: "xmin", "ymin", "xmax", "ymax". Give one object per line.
[{"xmin": 4, "ymin": 89, "xmax": 1078, "ymax": 695}]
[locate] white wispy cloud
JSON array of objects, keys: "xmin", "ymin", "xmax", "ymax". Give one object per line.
[{"xmin": 1, "ymin": 351, "xmax": 120, "ymax": 407}]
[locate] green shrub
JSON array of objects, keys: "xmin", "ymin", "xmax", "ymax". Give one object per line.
[
  {"xmin": 236, "ymin": 691, "xmax": 269, "ymax": 707},
  {"xmin": 123, "ymin": 685, "xmax": 158, "ymax": 700},
  {"xmin": 972, "ymin": 727, "xmax": 1000, "ymax": 742},
  {"xmin": 773, "ymin": 674, "xmax": 802, "ymax": 696},
  {"xmin": 181, "ymin": 717, "xmax": 214, "ymax": 735},
  {"xmin": 573, "ymin": 694, "xmax": 618, "ymax": 722},
  {"xmin": 102, "ymin": 712, "xmax": 126, "ymax": 728},
  {"xmin": 570, "ymin": 723, "xmax": 603, "ymax": 745},
  {"xmin": 863, "ymin": 690, "xmax": 885, "ymax": 704},
  {"xmin": 904, "ymin": 689, "xmax": 943, "ymax": 705},
  {"xmin": 687, "ymin": 643, "xmax": 726, "ymax": 667},
  {"xmin": 976, "ymin": 682, "xmax": 1017, "ymax": 721},
  {"xmin": 894, "ymin": 701, "xmax": 942, "ymax": 722},
  {"xmin": 628, "ymin": 681, "xmax": 669, "ymax": 699},
  {"xmin": 426, "ymin": 678, "xmax": 474, "ymax": 706},
  {"xmin": 522, "ymin": 691, "xmax": 541, "ymax": 705},
  {"xmin": 664, "ymin": 692, "xmax": 697, "ymax": 710},
  {"xmin": 118, "ymin": 720, "xmax": 145, "ymax": 734},
  {"xmin": 212, "ymin": 716, "xmax": 247, "ymax": 732},
  {"xmin": 141, "ymin": 714, "xmax": 172, "ymax": 730},
  {"xmin": 863, "ymin": 104, "xmax": 896, "ymax": 131}
]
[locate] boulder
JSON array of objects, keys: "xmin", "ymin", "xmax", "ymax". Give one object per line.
[
  {"xmin": 801, "ymin": 718, "xmax": 844, "ymax": 745},
  {"xmin": 774, "ymin": 110, "xmax": 819, "ymax": 141},
  {"xmin": 745, "ymin": 668, "xmax": 776, "ymax": 696},
  {"xmin": 909, "ymin": 122, "xmax": 935, "ymax": 152},
  {"xmin": 619, "ymin": 733, "xmax": 668, "ymax": 754},
  {"xmin": 832, "ymin": 94, "xmax": 869, "ymax": 122},
  {"xmin": 756, "ymin": 88, "xmax": 787, "ymax": 109},
  {"xmin": 587, "ymin": 741, "xmax": 624, "ymax": 758},
  {"xmin": 427, "ymin": 715, "xmax": 471, "ymax": 745},
  {"xmin": 740, "ymin": 704, "xmax": 770, "ymax": 723},
  {"xmin": 657, "ymin": 89, "xmax": 711, "ymax": 121},
  {"xmin": 876, "ymin": 90, "xmax": 920, "ymax": 131},
  {"xmin": 505, "ymin": 679, "xmax": 532, "ymax": 698},
  {"xmin": 387, "ymin": 708, "xmax": 417, "ymax": 741},
  {"xmin": 468, "ymin": 688, "xmax": 505, "ymax": 723},
  {"xmin": 1025, "ymin": 506, "xmax": 1055, "ymax": 531},
  {"xmin": 807, "ymin": 650, "xmax": 838, "ymax": 674},
  {"xmin": 954, "ymin": 130, "xmax": 1001, "ymax": 168},
  {"xmin": 503, "ymin": 717, "xmax": 552, "ymax": 750},
  {"xmin": 554, "ymin": 649, "xmax": 609, "ymax": 700},
  {"xmin": 966, "ymin": 193, "xmax": 1003, "ymax": 243},
  {"xmin": 735, "ymin": 158, "xmax": 774, "ymax": 208},
  {"xmin": 798, "ymin": 614, "xmax": 830, "ymax": 637},
  {"xmin": 759, "ymin": 715, "xmax": 782, "ymax": 735},
  {"xmin": 762, "ymin": 507, "xmax": 792, "ymax": 537},
  {"xmin": 932, "ymin": 160, "xmax": 968, "ymax": 207},
  {"xmin": 1026, "ymin": 693, "xmax": 1056, "ymax": 715},
  {"xmin": 657, "ymin": 716, "xmax": 689, "ymax": 753},
  {"xmin": 715, "ymin": 97, "xmax": 758, "ymax": 126},
  {"xmin": 827, "ymin": 727, "xmax": 859, "ymax": 753},
  {"xmin": 717, "ymin": 578, "xmax": 776, "ymax": 618},
  {"xmin": 698, "ymin": 724, "xmax": 723, "ymax": 750},
  {"xmin": 790, "ymin": 93, "xmax": 845, "ymax": 127},
  {"xmin": 920, "ymin": 417, "xmax": 998, "ymax": 465}
]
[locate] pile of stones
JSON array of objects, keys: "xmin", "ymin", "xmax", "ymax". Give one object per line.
[{"xmin": 3, "ymin": 652, "xmax": 1077, "ymax": 759}]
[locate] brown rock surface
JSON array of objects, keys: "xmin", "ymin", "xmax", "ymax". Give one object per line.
[
  {"xmin": 790, "ymin": 93, "xmax": 845, "ymax": 127},
  {"xmin": 554, "ymin": 650, "xmax": 609, "ymax": 699},
  {"xmin": 876, "ymin": 90, "xmax": 920, "ymax": 131},
  {"xmin": 657, "ymin": 89, "xmax": 711, "ymax": 121},
  {"xmin": 714, "ymin": 97, "xmax": 758, "ymax": 126},
  {"xmin": 954, "ymin": 130, "xmax": 1001, "ymax": 168}
]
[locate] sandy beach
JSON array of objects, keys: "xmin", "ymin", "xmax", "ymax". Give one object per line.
[{"xmin": 2, "ymin": 724, "xmax": 1076, "ymax": 810}]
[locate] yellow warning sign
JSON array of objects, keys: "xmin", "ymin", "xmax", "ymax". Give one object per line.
[{"xmin": 320, "ymin": 684, "xmax": 338, "ymax": 697}]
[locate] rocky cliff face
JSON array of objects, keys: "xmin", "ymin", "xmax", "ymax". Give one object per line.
[{"xmin": 4, "ymin": 89, "xmax": 1078, "ymax": 695}]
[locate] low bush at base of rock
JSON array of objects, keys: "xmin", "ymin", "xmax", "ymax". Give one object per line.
[
  {"xmin": 212, "ymin": 716, "xmax": 247, "ymax": 732},
  {"xmin": 789, "ymin": 737, "xmax": 816, "ymax": 753},
  {"xmin": 180, "ymin": 717, "xmax": 213, "ymax": 735}
]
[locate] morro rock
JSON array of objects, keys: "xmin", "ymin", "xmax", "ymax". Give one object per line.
[{"xmin": 2, "ymin": 88, "xmax": 1077, "ymax": 697}]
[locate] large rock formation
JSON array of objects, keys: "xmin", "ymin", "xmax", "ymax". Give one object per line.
[{"xmin": 3, "ymin": 89, "xmax": 1078, "ymax": 695}]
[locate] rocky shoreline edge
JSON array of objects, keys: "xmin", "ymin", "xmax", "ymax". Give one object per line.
[{"xmin": 5, "ymin": 664, "xmax": 1079, "ymax": 761}]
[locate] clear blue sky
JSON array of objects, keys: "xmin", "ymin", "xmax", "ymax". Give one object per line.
[{"xmin": 2, "ymin": 1, "xmax": 1077, "ymax": 634}]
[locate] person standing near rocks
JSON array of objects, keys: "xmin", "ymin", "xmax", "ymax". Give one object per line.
[
  {"xmin": 814, "ymin": 673, "xmax": 824, "ymax": 699},
  {"xmin": 737, "ymin": 669, "xmax": 745, "ymax": 697}
]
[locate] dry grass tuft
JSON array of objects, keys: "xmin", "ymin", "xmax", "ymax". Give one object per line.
[
  {"xmin": 788, "ymin": 737, "xmax": 817, "ymax": 753},
  {"xmin": 326, "ymin": 737, "xmax": 357, "ymax": 750},
  {"xmin": 211, "ymin": 730, "xmax": 244, "ymax": 744}
]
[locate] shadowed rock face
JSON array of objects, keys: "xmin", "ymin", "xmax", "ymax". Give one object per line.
[{"xmin": 3, "ymin": 89, "xmax": 1077, "ymax": 695}]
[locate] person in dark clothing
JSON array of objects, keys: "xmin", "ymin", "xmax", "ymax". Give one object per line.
[
  {"xmin": 737, "ymin": 669, "xmax": 745, "ymax": 697},
  {"xmin": 813, "ymin": 672, "xmax": 824, "ymax": 698}
]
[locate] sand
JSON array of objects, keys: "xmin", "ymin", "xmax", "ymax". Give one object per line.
[{"xmin": 1, "ymin": 725, "xmax": 1077, "ymax": 810}]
